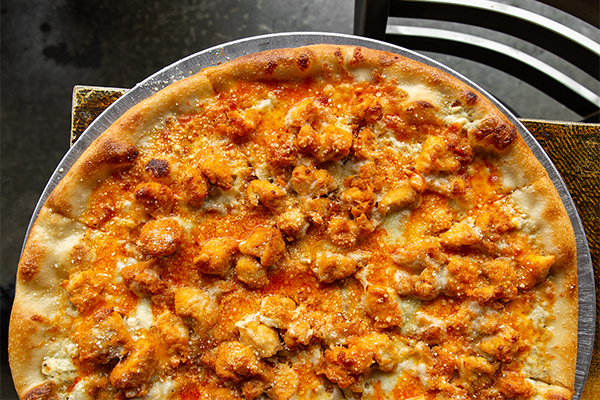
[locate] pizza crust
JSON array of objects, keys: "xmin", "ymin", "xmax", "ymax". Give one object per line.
[
  {"xmin": 9, "ymin": 208, "xmax": 86, "ymax": 397},
  {"xmin": 515, "ymin": 178, "xmax": 578, "ymax": 389}
]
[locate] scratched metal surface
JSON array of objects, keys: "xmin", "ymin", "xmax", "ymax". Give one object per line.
[{"xmin": 27, "ymin": 32, "xmax": 594, "ymax": 399}]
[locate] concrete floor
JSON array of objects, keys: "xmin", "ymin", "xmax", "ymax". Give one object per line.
[{"xmin": 1, "ymin": 0, "xmax": 597, "ymax": 398}]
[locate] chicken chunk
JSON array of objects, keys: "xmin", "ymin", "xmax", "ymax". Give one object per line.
[
  {"xmin": 378, "ymin": 181, "xmax": 421, "ymax": 216},
  {"xmin": 303, "ymin": 197, "xmax": 331, "ymax": 225},
  {"xmin": 391, "ymin": 238, "xmax": 441, "ymax": 270},
  {"xmin": 236, "ymin": 255, "xmax": 269, "ymax": 288},
  {"xmin": 62, "ymin": 269, "xmax": 109, "ymax": 313},
  {"xmin": 225, "ymin": 108, "xmax": 261, "ymax": 138},
  {"xmin": 134, "ymin": 182, "xmax": 175, "ymax": 218},
  {"xmin": 198, "ymin": 148, "xmax": 233, "ymax": 190},
  {"xmin": 457, "ymin": 355, "xmax": 495, "ymax": 383},
  {"xmin": 289, "ymin": 165, "xmax": 337, "ymax": 197},
  {"xmin": 475, "ymin": 209, "xmax": 514, "ymax": 236},
  {"xmin": 275, "ymin": 204, "xmax": 310, "ymax": 239},
  {"xmin": 239, "ymin": 226, "xmax": 286, "ymax": 267},
  {"xmin": 284, "ymin": 317, "xmax": 315, "ymax": 347},
  {"xmin": 440, "ymin": 222, "xmax": 480, "ymax": 247},
  {"xmin": 73, "ymin": 308, "xmax": 133, "ymax": 366},
  {"xmin": 137, "ymin": 218, "xmax": 185, "ymax": 256},
  {"xmin": 296, "ymin": 124, "xmax": 353, "ymax": 163},
  {"xmin": 518, "ymin": 251, "xmax": 556, "ymax": 290},
  {"xmin": 285, "ymin": 97, "xmax": 320, "ymax": 128},
  {"xmin": 246, "ymin": 180, "xmax": 286, "ymax": 209},
  {"xmin": 349, "ymin": 161, "xmax": 385, "ymax": 193},
  {"xmin": 174, "ymin": 287, "xmax": 218, "ymax": 336},
  {"xmin": 477, "ymin": 326, "xmax": 521, "ymax": 363},
  {"xmin": 120, "ymin": 259, "xmax": 166, "ymax": 298},
  {"xmin": 213, "ymin": 341, "xmax": 266, "ymax": 382},
  {"xmin": 154, "ymin": 309, "xmax": 189, "ymax": 362},
  {"xmin": 350, "ymin": 94, "xmax": 383, "ymax": 125},
  {"xmin": 445, "ymin": 256, "xmax": 481, "ymax": 297},
  {"xmin": 314, "ymin": 252, "xmax": 359, "ymax": 283},
  {"xmin": 259, "ymin": 295, "xmax": 296, "ymax": 329},
  {"xmin": 413, "ymin": 311, "xmax": 447, "ymax": 342},
  {"xmin": 358, "ymin": 332, "xmax": 400, "ymax": 371},
  {"xmin": 194, "ymin": 237, "xmax": 239, "ymax": 276},
  {"xmin": 327, "ymin": 214, "xmax": 375, "ymax": 248},
  {"xmin": 352, "ymin": 127, "xmax": 379, "ymax": 160},
  {"xmin": 497, "ymin": 371, "xmax": 535, "ymax": 398},
  {"xmin": 479, "ymin": 258, "xmax": 518, "ymax": 299},
  {"xmin": 340, "ymin": 187, "xmax": 376, "ymax": 218},
  {"xmin": 109, "ymin": 338, "xmax": 158, "ymax": 398},
  {"xmin": 324, "ymin": 332, "xmax": 399, "ymax": 388},
  {"xmin": 268, "ymin": 128, "xmax": 298, "ymax": 168},
  {"xmin": 178, "ymin": 167, "xmax": 210, "ymax": 207},
  {"xmin": 363, "ymin": 285, "xmax": 403, "ymax": 329},
  {"xmin": 415, "ymin": 136, "xmax": 461, "ymax": 174},
  {"xmin": 237, "ymin": 320, "xmax": 281, "ymax": 358},
  {"xmin": 407, "ymin": 170, "xmax": 428, "ymax": 194},
  {"xmin": 325, "ymin": 344, "xmax": 374, "ymax": 379},
  {"xmin": 265, "ymin": 364, "xmax": 299, "ymax": 400}
]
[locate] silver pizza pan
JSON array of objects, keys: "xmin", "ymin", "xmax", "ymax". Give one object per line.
[{"xmin": 25, "ymin": 32, "xmax": 595, "ymax": 398}]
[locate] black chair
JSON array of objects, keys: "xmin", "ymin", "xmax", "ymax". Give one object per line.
[{"xmin": 354, "ymin": 0, "xmax": 600, "ymax": 122}]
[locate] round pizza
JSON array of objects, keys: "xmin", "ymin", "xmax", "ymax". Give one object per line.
[{"xmin": 9, "ymin": 44, "xmax": 578, "ymax": 400}]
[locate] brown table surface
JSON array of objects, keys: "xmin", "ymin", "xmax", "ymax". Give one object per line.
[{"xmin": 71, "ymin": 86, "xmax": 600, "ymax": 399}]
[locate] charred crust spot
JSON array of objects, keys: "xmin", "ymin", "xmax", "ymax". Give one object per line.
[
  {"xmin": 100, "ymin": 139, "xmax": 138, "ymax": 166},
  {"xmin": 491, "ymin": 124, "xmax": 518, "ymax": 149},
  {"xmin": 462, "ymin": 91, "xmax": 478, "ymax": 106},
  {"xmin": 350, "ymin": 47, "xmax": 364, "ymax": 66},
  {"xmin": 297, "ymin": 53, "xmax": 310, "ymax": 71},
  {"xmin": 378, "ymin": 54, "xmax": 395, "ymax": 67},
  {"xmin": 145, "ymin": 158, "xmax": 170, "ymax": 180},
  {"xmin": 23, "ymin": 382, "xmax": 58, "ymax": 400},
  {"xmin": 265, "ymin": 60, "xmax": 278, "ymax": 75},
  {"xmin": 30, "ymin": 314, "xmax": 44, "ymax": 323},
  {"xmin": 473, "ymin": 118, "xmax": 518, "ymax": 150},
  {"xmin": 17, "ymin": 249, "xmax": 43, "ymax": 283},
  {"xmin": 334, "ymin": 49, "xmax": 344, "ymax": 64}
]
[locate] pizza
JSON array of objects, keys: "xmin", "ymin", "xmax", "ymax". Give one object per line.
[{"xmin": 9, "ymin": 44, "xmax": 578, "ymax": 400}]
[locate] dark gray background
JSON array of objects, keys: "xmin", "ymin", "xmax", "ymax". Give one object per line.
[{"xmin": 1, "ymin": 1, "xmax": 597, "ymax": 398}]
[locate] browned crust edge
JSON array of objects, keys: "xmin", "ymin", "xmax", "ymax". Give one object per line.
[
  {"xmin": 10, "ymin": 208, "xmax": 86, "ymax": 398},
  {"xmin": 513, "ymin": 176, "xmax": 578, "ymax": 390}
]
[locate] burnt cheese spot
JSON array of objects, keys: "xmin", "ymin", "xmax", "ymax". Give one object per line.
[{"xmin": 145, "ymin": 158, "xmax": 171, "ymax": 181}]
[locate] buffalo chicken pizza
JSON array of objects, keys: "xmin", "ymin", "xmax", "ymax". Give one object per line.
[{"xmin": 9, "ymin": 45, "xmax": 578, "ymax": 400}]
